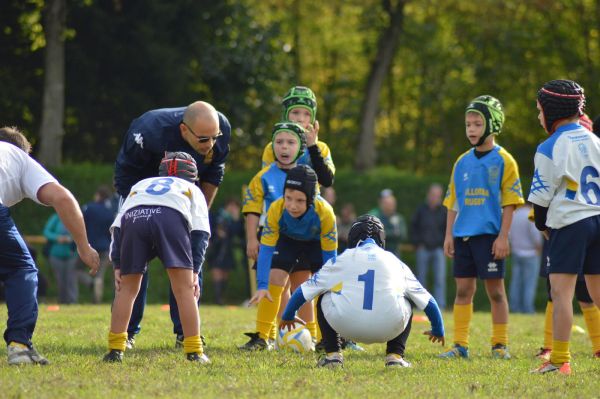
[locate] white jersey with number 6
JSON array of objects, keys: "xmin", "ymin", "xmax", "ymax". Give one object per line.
[
  {"xmin": 528, "ymin": 123, "xmax": 600, "ymax": 229},
  {"xmin": 111, "ymin": 176, "xmax": 210, "ymax": 234},
  {"xmin": 300, "ymin": 241, "xmax": 433, "ymax": 343}
]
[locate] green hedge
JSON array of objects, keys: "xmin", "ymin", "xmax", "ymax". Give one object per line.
[{"xmin": 11, "ymin": 164, "xmax": 537, "ymax": 308}]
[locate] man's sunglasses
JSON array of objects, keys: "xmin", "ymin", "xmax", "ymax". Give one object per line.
[{"xmin": 182, "ymin": 121, "xmax": 223, "ymax": 143}]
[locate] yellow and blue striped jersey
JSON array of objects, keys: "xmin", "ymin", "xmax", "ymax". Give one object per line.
[
  {"xmin": 261, "ymin": 141, "xmax": 335, "ymax": 174},
  {"xmin": 260, "ymin": 196, "xmax": 337, "ymax": 251},
  {"xmin": 256, "ymin": 196, "xmax": 337, "ymax": 289},
  {"xmin": 443, "ymin": 145, "xmax": 524, "ymax": 237},
  {"xmin": 241, "ymin": 163, "xmax": 287, "ymax": 217}
]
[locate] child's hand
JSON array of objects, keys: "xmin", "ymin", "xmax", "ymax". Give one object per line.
[
  {"xmin": 492, "ymin": 235, "xmax": 510, "ymax": 260},
  {"xmin": 279, "ymin": 317, "xmax": 305, "ymax": 332},
  {"xmin": 306, "ymin": 120, "xmax": 319, "ymax": 146},
  {"xmin": 423, "ymin": 330, "xmax": 445, "ymax": 346},
  {"xmin": 443, "ymin": 235, "xmax": 454, "ymax": 258},
  {"xmin": 246, "ymin": 237, "xmax": 259, "ymax": 261},
  {"xmin": 248, "ymin": 289, "xmax": 272, "ymax": 305},
  {"xmin": 542, "ymin": 229, "xmax": 550, "ymax": 240}
]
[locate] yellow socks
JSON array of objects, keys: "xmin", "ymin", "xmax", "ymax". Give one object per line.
[
  {"xmin": 268, "ymin": 319, "xmax": 279, "ymax": 341},
  {"xmin": 307, "ymin": 320, "xmax": 317, "ymax": 339},
  {"xmin": 183, "ymin": 335, "xmax": 203, "ymax": 354},
  {"xmin": 582, "ymin": 305, "xmax": 600, "ymax": 354},
  {"xmin": 550, "ymin": 340, "xmax": 570, "ymax": 364},
  {"xmin": 313, "ymin": 299, "xmax": 322, "ymax": 341},
  {"xmin": 8, "ymin": 341, "xmax": 28, "ymax": 349},
  {"xmin": 491, "ymin": 323, "xmax": 508, "ymax": 347},
  {"xmin": 544, "ymin": 301, "xmax": 553, "ymax": 349},
  {"xmin": 108, "ymin": 331, "xmax": 127, "ymax": 351},
  {"xmin": 256, "ymin": 284, "xmax": 284, "ymax": 340},
  {"xmin": 453, "ymin": 303, "xmax": 473, "ymax": 347}
]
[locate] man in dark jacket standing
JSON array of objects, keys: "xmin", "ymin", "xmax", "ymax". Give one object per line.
[
  {"xmin": 411, "ymin": 183, "xmax": 447, "ymax": 309},
  {"xmin": 114, "ymin": 101, "xmax": 231, "ymax": 348}
]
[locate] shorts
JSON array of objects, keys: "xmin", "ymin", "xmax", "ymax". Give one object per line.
[
  {"xmin": 119, "ymin": 206, "xmax": 193, "ymax": 275},
  {"xmin": 271, "ymin": 234, "xmax": 323, "ymax": 274},
  {"xmin": 547, "ymin": 215, "xmax": 600, "ymax": 275},
  {"xmin": 453, "ymin": 234, "xmax": 505, "ymax": 279}
]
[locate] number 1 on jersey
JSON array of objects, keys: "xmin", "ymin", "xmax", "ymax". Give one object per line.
[{"xmin": 358, "ymin": 269, "xmax": 375, "ymax": 310}]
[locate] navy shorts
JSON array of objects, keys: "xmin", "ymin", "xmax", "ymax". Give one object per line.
[
  {"xmin": 547, "ymin": 215, "xmax": 600, "ymax": 275},
  {"xmin": 119, "ymin": 206, "xmax": 193, "ymax": 275},
  {"xmin": 271, "ymin": 234, "xmax": 323, "ymax": 274},
  {"xmin": 453, "ymin": 234, "xmax": 505, "ymax": 279}
]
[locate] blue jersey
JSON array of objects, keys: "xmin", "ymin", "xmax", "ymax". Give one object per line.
[
  {"xmin": 82, "ymin": 200, "xmax": 116, "ymax": 252},
  {"xmin": 256, "ymin": 196, "xmax": 337, "ymax": 289},
  {"xmin": 114, "ymin": 107, "xmax": 231, "ymax": 197},
  {"xmin": 443, "ymin": 145, "xmax": 524, "ymax": 237},
  {"xmin": 241, "ymin": 163, "xmax": 287, "ymax": 219}
]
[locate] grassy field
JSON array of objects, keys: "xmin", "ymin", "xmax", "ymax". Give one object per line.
[{"xmin": 0, "ymin": 305, "xmax": 598, "ymax": 398}]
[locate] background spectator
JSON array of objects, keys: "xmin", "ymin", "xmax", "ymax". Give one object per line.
[
  {"xmin": 43, "ymin": 213, "xmax": 79, "ymax": 304},
  {"xmin": 369, "ymin": 189, "xmax": 407, "ymax": 257},
  {"xmin": 79, "ymin": 185, "xmax": 116, "ymax": 303},
  {"xmin": 337, "ymin": 203, "xmax": 356, "ymax": 253},
  {"xmin": 207, "ymin": 198, "xmax": 245, "ymax": 305},
  {"xmin": 508, "ymin": 202, "xmax": 543, "ymax": 314},
  {"xmin": 322, "ymin": 187, "xmax": 337, "ymax": 208},
  {"xmin": 411, "ymin": 183, "xmax": 447, "ymax": 309}
]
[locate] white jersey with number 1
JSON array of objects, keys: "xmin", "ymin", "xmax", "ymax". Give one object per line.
[
  {"xmin": 300, "ymin": 241, "xmax": 432, "ymax": 343},
  {"xmin": 111, "ymin": 176, "xmax": 210, "ymax": 234}
]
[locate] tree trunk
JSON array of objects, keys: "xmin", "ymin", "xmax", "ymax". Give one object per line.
[
  {"xmin": 38, "ymin": 0, "xmax": 66, "ymax": 167},
  {"xmin": 355, "ymin": 0, "xmax": 406, "ymax": 171},
  {"xmin": 291, "ymin": 0, "xmax": 302, "ymax": 84}
]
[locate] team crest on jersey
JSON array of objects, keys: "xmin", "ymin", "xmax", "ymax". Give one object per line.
[
  {"xmin": 133, "ymin": 132, "xmax": 144, "ymax": 149},
  {"xmin": 487, "ymin": 262, "xmax": 498, "ymax": 272},
  {"xmin": 463, "ymin": 172, "xmax": 469, "ymax": 181},
  {"xmin": 268, "ymin": 185, "xmax": 276, "ymax": 193},
  {"xmin": 488, "ymin": 165, "xmax": 500, "ymax": 186}
]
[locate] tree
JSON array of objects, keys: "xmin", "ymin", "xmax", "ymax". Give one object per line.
[
  {"xmin": 38, "ymin": 0, "xmax": 66, "ymax": 167},
  {"xmin": 355, "ymin": 0, "xmax": 406, "ymax": 171}
]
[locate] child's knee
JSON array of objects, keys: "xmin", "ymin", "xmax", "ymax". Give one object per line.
[
  {"xmin": 456, "ymin": 287, "xmax": 474, "ymax": 300},
  {"xmin": 488, "ymin": 291, "xmax": 506, "ymax": 303}
]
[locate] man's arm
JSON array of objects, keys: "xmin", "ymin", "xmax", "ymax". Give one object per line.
[
  {"xmin": 200, "ymin": 181, "xmax": 218, "ymax": 209},
  {"xmin": 37, "ymin": 182, "xmax": 99, "ymax": 273}
]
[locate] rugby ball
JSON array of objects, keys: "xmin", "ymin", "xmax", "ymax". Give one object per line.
[{"xmin": 277, "ymin": 322, "xmax": 314, "ymax": 353}]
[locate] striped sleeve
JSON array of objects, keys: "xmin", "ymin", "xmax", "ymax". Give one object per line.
[
  {"xmin": 242, "ymin": 168, "xmax": 267, "ymax": 215},
  {"xmin": 316, "ymin": 199, "xmax": 338, "ymax": 252},
  {"xmin": 499, "ymin": 149, "xmax": 525, "ymax": 207}
]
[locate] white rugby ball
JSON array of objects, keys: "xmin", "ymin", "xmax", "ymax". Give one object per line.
[{"xmin": 277, "ymin": 322, "xmax": 313, "ymax": 353}]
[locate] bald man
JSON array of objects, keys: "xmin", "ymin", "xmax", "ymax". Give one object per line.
[
  {"xmin": 113, "ymin": 101, "xmax": 231, "ymax": 348},
  {"xmin": 115, "ymin": 101, "xmax": 230, "ymax": 207}
]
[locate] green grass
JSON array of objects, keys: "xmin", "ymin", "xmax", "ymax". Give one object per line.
[{"xmin": 0, "ymin": 305, "xmax": 598, "ymax": 398}]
